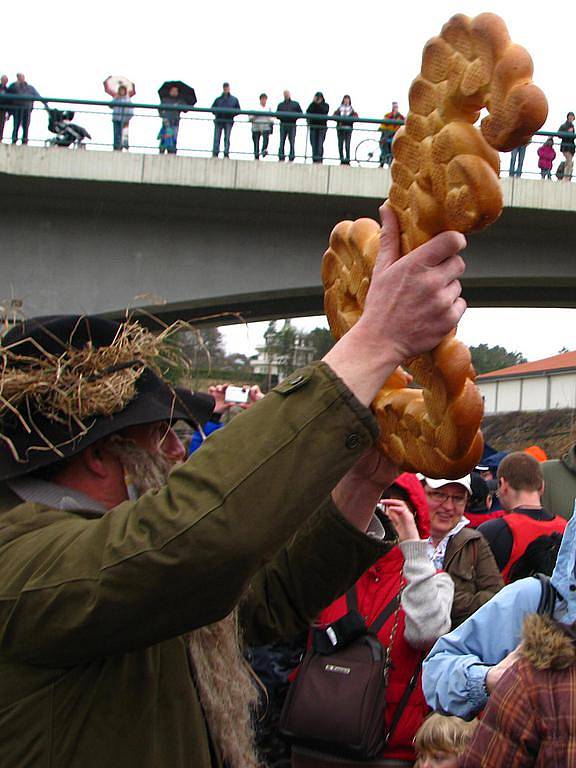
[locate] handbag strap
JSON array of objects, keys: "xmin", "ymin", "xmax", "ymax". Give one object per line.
[
  {"xmin": 384, "ymin": 652, "xmax": 424, "ymax": 744},
  {"xmin": 345, "ymin": 581, "xmax": 402, "ymax": 636}
]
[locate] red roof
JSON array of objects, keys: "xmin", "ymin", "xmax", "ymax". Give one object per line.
[{"xmin": 477, "ymin": 351, "xmax": 576, "ymax": 380}]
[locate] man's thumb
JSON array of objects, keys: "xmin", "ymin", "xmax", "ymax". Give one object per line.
[{"xmin": 377, "ymin": 203, "xmax": 401, "ymax": 270}]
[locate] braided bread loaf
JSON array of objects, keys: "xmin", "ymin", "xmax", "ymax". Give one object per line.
[{"xmin": 323, "ymin": 13, "xmax": 547, "ymax": 478}]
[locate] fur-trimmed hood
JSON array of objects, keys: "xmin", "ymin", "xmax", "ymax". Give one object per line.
[{"xmin": 522, "ymin": 613, "xmax": 576, "ymax": 671}]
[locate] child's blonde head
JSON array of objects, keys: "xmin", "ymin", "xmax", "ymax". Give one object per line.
[{"xmin": 414, "ymin": 712, "xmax": 477, "ymax": 758}]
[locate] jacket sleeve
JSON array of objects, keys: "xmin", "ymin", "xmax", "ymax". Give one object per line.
[
  {"xmin": 399, "ymin": 540, "xmax": 454, "ymax": 649},
  {"xmin": 450, "ymin": 536, "xmax": 504, "ymax": 627},
  {"xmin": 240, "ymin": 500, "xmax": 394, "ymax": 645},
  {"xmin": 459, "ymin": 663, "xmax": 539, "ymax": 767},
  {"xmin": 422, "ymin": 578, "xmax": 541, "ymax": 718},
  {"xmin": 0, "ymin": 362, "xmax": 378, "ymax": 667}
]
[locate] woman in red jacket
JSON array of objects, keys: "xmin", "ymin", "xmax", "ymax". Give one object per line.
[{"xmin": 292, "ymin": 473, "xmax": 454, "ymax": 767}]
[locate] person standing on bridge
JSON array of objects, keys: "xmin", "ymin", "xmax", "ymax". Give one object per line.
[
  {"xmin": 7, "ymin": 73, "xmax": 41, "ymax": 145},
  {"xmin": 306, "ymin": 91, "xmax": 329, "ymax": 163},
  {"xmin": 558, "ymin": 112, "xmax": 575, "ymax": 182},
  {"xmin": 277, "ymin": 90, "xmax": 302, "ymax": 162},
  {"xmin": 249, "ymin": 92, "xmax": 274, "ymax": 159},
  {"xmin": 0, "ymin": 202, "xmax": 468, "ymax": 768},
  {"xmin": 333, "ymin": 94, "xmax": 358, "ymax": 165},
  {"xmin": 110, "ymin": 84, "xmax": 134, "ymax": 151},
  {"xmin": 211, "ymin": 82, "xmax": 240, "ymax": 158},
  {"xmin": 537, "ymin": 137, "xmax": 556, "ymax": 179},
  {"xmin": 0, "ymin": 74, "xmax": 10, "ymax": 141}
]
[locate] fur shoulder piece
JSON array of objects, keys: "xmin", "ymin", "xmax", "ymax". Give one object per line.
[{"xmin": 522, "ymin": 613, "xmax": 576, "ymax": 671}]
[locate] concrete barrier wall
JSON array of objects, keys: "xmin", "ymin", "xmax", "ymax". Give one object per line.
[{"xmin": 1, "ymin": 145, "xmax": 576, "ymax": 323}]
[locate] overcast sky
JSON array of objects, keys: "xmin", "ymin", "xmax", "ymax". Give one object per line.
[{"xmin": 5, "ymin": 0, "xmax": 575, "ymax": 361}]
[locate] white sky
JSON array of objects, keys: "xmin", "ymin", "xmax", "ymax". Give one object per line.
[{"xmin": 5, "ymin": 0, "xmax": 575, "ymax": 361}]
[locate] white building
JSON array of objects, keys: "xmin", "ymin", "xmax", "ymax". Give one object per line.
[
  {"xmin": 250, "ymin": 320, "xmax": 316, "ymax": 382},
  {"xmin": 477, "ymin": 351, "xmax": 576, "ymax": 414}
]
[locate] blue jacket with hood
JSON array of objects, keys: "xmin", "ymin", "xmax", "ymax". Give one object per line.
[{"xmin": 422, "ymin": 503, "xmax": 576, "ymax": 718}]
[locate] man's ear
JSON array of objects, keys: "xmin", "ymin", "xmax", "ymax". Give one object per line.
[{"xmin": 82, "ymin": 442, "xmax": 112, "ymax": 479}]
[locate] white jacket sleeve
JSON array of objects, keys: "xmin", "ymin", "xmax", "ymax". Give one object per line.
[{"xmin": 399, "ymin": 540, "xmax": 454, "ymax": 649}]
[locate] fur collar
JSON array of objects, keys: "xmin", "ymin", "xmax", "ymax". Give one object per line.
[{"xmin": 522, "ymin": 613, "xmax": 576, "ymax": 670}]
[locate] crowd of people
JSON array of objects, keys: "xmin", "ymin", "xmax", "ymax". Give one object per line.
[
  {"xmin": 1, "ymin": 198, "xmax": 576, "ymax": 767},
  {"xmin": 510, "ymin": 111, "xmax": 575, "ymax": 181},
  {"xmin": 1, "ymin": 73, "xmax": 575, "ymax": 177}
]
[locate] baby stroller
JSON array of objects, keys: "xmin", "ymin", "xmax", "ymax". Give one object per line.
[{"xmin": 46, "ymin": 108, "xmax": 91, "ymax": 148}]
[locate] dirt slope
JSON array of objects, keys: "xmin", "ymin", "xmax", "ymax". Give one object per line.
[{"xmin": 482, "ymin": 409, "xmax": 576, "ymax": 459}]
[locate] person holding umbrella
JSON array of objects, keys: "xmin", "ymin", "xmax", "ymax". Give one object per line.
[
  {"xmin": 157, "ymin": 81, "xmax": 197, "ymax": 155},
  {"xmin": 104, "ymin": 75, "xmax": 135, "ymax": 152}
]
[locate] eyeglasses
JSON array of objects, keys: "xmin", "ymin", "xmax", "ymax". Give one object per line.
[{"xmin": 426, "ymin": 490, "xmax": 468, "ymax": 507}]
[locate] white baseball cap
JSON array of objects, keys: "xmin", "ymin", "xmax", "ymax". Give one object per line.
[{"xmin": 423, "ymin": 475, "xmax": 472, "ymax": 493}]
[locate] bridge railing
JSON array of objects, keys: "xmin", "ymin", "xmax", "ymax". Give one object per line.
[{"xmin": 0, "ymin": 93, "xmax": 571, "ymax": 179}]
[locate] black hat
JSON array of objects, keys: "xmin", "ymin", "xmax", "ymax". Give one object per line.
[
  {"xmin": 0, "ymin": 315, "xmax": 214, "ymax": 481},
  {"xmin": 469, "ymin": 472, "xmax": 491, "ymax": 512}
]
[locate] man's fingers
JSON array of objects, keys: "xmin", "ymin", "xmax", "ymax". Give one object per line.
[
  {"xmin": 408, "ymin": 230, "xmax": 467, "ymax": 269},
  {"xmin": 448, "ymin": 296, "xmax": 467, "ymax": 327},
  {"xmin": 377, "ymin": 203, "xmax": 401, "ymax": 269}
]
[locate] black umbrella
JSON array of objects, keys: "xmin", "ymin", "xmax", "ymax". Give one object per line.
[{"xmin": 158, "ymin": 81, "xmax": 197, "ymax": 108}]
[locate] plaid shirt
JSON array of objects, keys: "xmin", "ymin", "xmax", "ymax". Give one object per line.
[{"xmin": 460, "ymin": 656, "xmax": 576, "ymax": 767}]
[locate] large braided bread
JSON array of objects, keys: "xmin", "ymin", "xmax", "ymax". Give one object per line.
[{"xmin": 323, "ymin": 13, "xmax": 548, "ymax": 478}]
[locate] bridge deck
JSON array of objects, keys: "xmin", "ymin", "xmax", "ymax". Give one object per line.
[{"xmin": 1, "ymin": 145, "xmax": 576, "ymax": 325}]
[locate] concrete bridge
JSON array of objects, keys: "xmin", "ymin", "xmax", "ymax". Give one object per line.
[{"xmin": 1, "ymin": 144, "xmax": 576, "ymax": 328}]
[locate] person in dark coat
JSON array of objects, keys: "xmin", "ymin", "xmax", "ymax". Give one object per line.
[
  {"xmin": 0, "ymin": 74, "xmax": 9, "ymax": 141},
  {"xmin": 159, "ymin": 84, "xmax": 183, "ymax": 154},
  {"xmin": 306, "ymin": 92, "xmax": 329, "ymax": 163},
  {"xmin": 7, "ymin": 72, "xmax": 41, "ymax": 145},
  {"xmin": 276, "ymin": 90, "xmax": 302, "ymax": 162},
  {"xmin": 558, "ymin": 111, "xmax": 575, "ymax": 181},
  {"xmin": 211, "ymin": 82, "xmax": 240, "ymax": 158},
  {"xmin": 333, "ymin": 94, "xmax": 358, "ymax": 165}
]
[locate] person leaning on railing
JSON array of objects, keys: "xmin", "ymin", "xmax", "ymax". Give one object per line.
[
  {"xmin": 249, "ymin": 93, "xmax": 274, "ymax": 159},
  {"xmin": 211, "ymin": 82, "xmax": 240, "ymax": 159},
  {"xmin": 333, "ymin": 95, "xmax": 358, "ymax": 165},
  {"xmin": 379, "ymin": 101, "xmax": 405, "ymax": 168},
  {"xmin": 558, "ymin": 111, "xmax": 575, "ymax": 181},
  {"xmin": 276, "ymin": 90, "xmax": 302, "ymax": 162}
]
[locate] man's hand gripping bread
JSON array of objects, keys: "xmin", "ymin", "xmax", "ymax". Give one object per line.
[{"xmin": 323, "ymin": 13, "xmax": 548, "ymax": 478}]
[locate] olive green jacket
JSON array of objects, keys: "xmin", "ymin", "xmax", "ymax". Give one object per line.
[
  {"xmin": 444, "ymin": 527, "xmax": 504, "ymax": 628},
  {"xmin": 0, "ymin": 362, "xmax": 393, "ymax": 768},
  {"xmin": 542, "ymin": 447, "xmax": 576, "ymax": 520}
]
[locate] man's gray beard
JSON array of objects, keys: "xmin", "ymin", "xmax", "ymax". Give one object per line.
[{"xmin": 108, "ymin": 437, "xmax": 261, "ymax": 768}]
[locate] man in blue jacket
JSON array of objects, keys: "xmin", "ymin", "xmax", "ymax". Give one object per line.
[
  {"xmin": 423, "ymin": 503, "xmax": 576, "ymax": 718},
  {"xmin": 7, "ymin": 72, "xmax": 41, "ymax": 145},
  {"xmin": 211, "ymin": 82, "xmax": 240, "ymax": 158}
]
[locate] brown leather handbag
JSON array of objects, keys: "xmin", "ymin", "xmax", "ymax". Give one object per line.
[{"xmin": 279, "ymin": 587, "xmax": 414, "ymax": 761}]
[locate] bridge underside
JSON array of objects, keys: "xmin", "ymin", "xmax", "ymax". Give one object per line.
[{"xmin": 2, "ymin": 170, "xmax": 576, "ymax": 329}]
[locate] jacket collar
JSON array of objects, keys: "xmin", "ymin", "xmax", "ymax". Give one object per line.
[
  {"xmin": 522, "ymin": 613, "xmax": 576, "ymax": 671},
  {"xmin": 7, "ymin": 476, "xmax": 106, "ymax": 517}
]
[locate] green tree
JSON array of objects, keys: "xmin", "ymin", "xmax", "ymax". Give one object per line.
[
  {"xmin": 179, "ymin": 326, "xmax": 226, "ymax": 370},
  {"xmin": 470, "ymin": 344, "xmax": 527, "ymax": 374},
  {"xmin": 307, "ymin": 327, "xmax": 336, "ymax": 358}
]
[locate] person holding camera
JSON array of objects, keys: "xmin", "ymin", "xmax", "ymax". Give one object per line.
[
  {"xmin": 188, "ymin": 383, "xmax": 263, "ymax": 453},
  {"xmin": 289, "ymin": 472, "xmax": 454, "ymax": 767}
]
